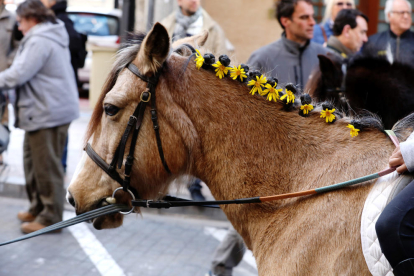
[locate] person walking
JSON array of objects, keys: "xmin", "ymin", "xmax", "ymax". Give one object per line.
[
  {"xmin": 0, "ymin": 0, "xmax": 79, "ymax": 233},
  {"xmin": 248, "ymin": 0, "xmax": 328, "ymax": 88},
  {"xmin": 0, "ymin": 0, "xmax": 18, "ymax": 72},
  {"xmin": 363, "ymin": 0, "xmax": 414, "ymax": 64},
  {"xmin": 40, "ymin": 0, "xmax": 86, "ymax": 173},
  {"xmin": 206, "ymin": 226, "xmax": 246, "ymax": 276},
  {"xmin": 312, "ymin": 0, "xmax": 355, "ymax": 45},
  {"xmin": 161, "ymin": 0, "xmax": 233, "ymax": 55},
  {"xmin": 376, "ymin": 131, "xmax": 414, "ymax": 275},
  {"xmin": 327, "ymin": 9, "xmax": 368, "ymax": 59},
  {"xmin": 40, "ymin": 0, "xmax": 86, "ymax": 87},
  {"xmin": 0, "ymin": 0, "xmax": 19, "ymax": 161}
]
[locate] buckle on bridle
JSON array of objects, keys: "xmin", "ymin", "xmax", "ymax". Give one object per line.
[{"xmin": 140, "ymin": 90, "xmax": 151, "ymax": 103}]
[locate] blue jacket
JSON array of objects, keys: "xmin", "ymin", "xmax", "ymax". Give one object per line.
[
  {"xmin": 312, "ymin": 21, "xmax": 334, "ymax": 45},
  {"xmin": 0, "ymin": 20, "xmax": 79, "ymax": 131}
]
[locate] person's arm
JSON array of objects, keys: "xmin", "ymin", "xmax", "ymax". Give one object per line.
[
  {"xmin": 397, "ymin": 136, "xmax": 414, "ymax": 173},
  {"xmin": 0, "ymin": 38, "xmax": 49, "ymax": 89}
]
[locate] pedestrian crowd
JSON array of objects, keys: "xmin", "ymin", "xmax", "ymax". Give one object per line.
[{"xmin": 1, "ymin": 0, "xmax": 414, "ymax": 275}]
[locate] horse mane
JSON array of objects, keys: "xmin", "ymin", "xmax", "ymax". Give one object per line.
[
  {"xmin": 347, "ymin": 54, "xmax": 392, "ymax": 71},
  {"xmin": 393, "ymin": 112, "xmax": 414, "ymax": 141},
  {"xmin": 86, "ymin": 32, "xmax": 393, "ymax": 145}
]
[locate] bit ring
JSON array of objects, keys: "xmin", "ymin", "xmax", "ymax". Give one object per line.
[{"xmin": 111, "ymin": 187, "xmax": 135, "ymax": 215}]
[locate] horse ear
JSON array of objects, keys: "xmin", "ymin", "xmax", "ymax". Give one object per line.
[
  {"xmin": 318, "ymin": 55, "xmax": 336, "ymax": 78},
  {"xmin": 171, "ymin": 30, "xmax": 209, "ymax": 49},
  {"xmin": 135, "ymin": 22, "xmax": 170, "ymax": 75},
  {"xmin": 196, "ymin": 30, "xmax": 209, "ymax": 46}
]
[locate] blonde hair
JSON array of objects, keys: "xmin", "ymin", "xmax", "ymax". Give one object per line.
[{"xmin": 322, "ymin": 0, "xmax": 356, "ymax": 23}]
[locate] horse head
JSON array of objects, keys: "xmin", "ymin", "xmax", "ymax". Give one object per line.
[
  {"xmin": 307, "ymin": 53, "xmax": 348, "ymax": 111},
  {"xmin": 67, "ymin": 23, "xmax": 203, "ymax": 229}
]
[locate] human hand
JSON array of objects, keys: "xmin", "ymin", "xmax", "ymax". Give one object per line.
[{"xmin": 389, "ymin": 145, "xmax": 408, "ymax": 174}]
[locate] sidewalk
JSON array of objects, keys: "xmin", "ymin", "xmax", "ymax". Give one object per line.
[{"xmin": 0, "ymin": 99, "xmax": 227, "ymax": 221}]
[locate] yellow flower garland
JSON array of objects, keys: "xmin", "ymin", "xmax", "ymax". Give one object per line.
[
  {"xmin": 320, "ymin": 108, "xmax": 336, "ymax": 123},
  {"xmin": 247, "ymin": 75, "xmax": 267, "ymax": 95},
  {"xmin": 230, "ymin": 65, "xmax": 247, "ymax": 82},
  {"xmin": 194, "ymin": 49, "xmax": 204, "ymax": 70},
  {"xmin": 193, "ymin": 53, "xmax": 363, "ymax": 137},
  {"xmin": 212, "ymin": 61, "xmax": 231, "ymax": 79},
  {"xmin": 300, "ymin": 104, "xmax": 314, "ymax": 114},
  {"xmin": 280, "ymin": 89, "xmax": 295, "ymax": 104},
  {"xmin": 347, "ymin": 124, "xmax": 360, "ymax": 137}
]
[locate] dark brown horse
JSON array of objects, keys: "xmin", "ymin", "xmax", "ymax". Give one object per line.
[{"xmin": 306, "ymin": 53, "xmax": 414, "ymax": 129}]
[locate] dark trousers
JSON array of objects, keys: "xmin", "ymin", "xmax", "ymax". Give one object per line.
[
  {"xmin": 376, "ymin": 179, "xmax": 414, "ymax": 268},
  {"xmin": 23, "ymin": 124, "xmax": 69, "ymax": 225},
  {"xmin": 188, "ymin": 178, "xmax": 202, "ymax": 192}
]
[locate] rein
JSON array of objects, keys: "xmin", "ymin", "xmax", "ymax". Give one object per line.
[{"xmin": 0, "ymin": 50, "xmax": 402, "ymax": 246}]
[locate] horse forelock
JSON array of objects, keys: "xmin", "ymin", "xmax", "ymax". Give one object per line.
[{"xmin": 85, "ymin": 33, "xmax": 147, "ymax": 144}]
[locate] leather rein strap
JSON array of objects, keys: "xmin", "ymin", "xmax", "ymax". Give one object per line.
[{"xmin": 131, "ymin": 130, "xmax": 400, "ymax": 209}]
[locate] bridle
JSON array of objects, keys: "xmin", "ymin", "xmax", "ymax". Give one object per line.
[{"xmin": 85, "ymin": 62, "xmax": 171, "ymax": 212}]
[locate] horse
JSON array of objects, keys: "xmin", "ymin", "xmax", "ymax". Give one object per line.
[
  {"xmin": 67, "ymin": 23, "xmax": 414, "ymax": 275},
  {"xmin": 306, "ymin": 53, "xmax": 414, "ymax": 129}
]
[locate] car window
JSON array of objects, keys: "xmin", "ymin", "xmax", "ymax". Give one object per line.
[{"xmin": 68, "ymin": 13, "xmax": 119, "ymax": 36}]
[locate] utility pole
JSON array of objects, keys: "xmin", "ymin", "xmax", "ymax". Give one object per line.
[{"xmin": 120, "ymin": 0, "xmax": 136, "ymax": 42}]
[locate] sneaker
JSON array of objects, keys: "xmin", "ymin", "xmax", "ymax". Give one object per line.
[{"xmin": 21, "ymin": 221, "xmax": 62, "ymax": 234}]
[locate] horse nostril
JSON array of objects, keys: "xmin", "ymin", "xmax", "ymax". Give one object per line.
[{"xmin": 67, "ymin": 191, "xmax": 76, "ymax": 208}]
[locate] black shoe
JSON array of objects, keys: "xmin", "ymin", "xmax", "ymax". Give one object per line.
[
  {"xmin": 190, "ymin": 189, "xmax": 206, "ymax": 201},
  {"xmin": 393, "ymin": 259, "xmax": 414, "ymax": 276}
]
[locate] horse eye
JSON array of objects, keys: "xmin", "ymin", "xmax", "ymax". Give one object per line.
[{"xmin": 104, "ymin": 104, "xmax": 120, "ymax": 116}]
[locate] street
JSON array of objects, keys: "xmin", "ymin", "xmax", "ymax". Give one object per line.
[{"xmin": 0, "ymin": 197, "xmax": 258, "ymax": 276}]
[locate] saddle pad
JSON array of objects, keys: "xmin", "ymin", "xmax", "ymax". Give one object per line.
[{"xmin": 361, "ymin": 171, "xmax": 398, "ymax": 276}]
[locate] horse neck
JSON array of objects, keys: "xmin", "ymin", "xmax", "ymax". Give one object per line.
[{"xmin": 162, "ymin": 58, "xmax": 394, "ymax": 196}]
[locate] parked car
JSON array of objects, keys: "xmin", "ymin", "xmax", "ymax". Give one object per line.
[{"xmin": 66, "ymin": 7, "xmax": 122, "ymax": 90}]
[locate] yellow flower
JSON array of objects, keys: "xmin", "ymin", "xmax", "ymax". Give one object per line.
[
  {"xmin": 320, "ymin": 108, "xmax": 336, "ymax": 123},
  {"xmin": 262, "ymin": 83, "xmax": 283, "ymax": 101},
  {"xmin": 347, "ymin": 124, "xmax": 360, "ymax": 137},
  {"xmin": 212, "ymin": 61, "xmax": 231, "ymax": 79},
  {"xmin": 300, "ymin": 104, "xmax": 314, "ymax": 114},
  {"xmin": 230, "ymin": 65, "xmax": 247, "ymax": 82},
  {"xmin": 247, "ymin": 75, "xmax": 267, "ymax": 95},
  {"xmin": 280, "ymin": 89, "xmax": 296, "ymax": 104},
  {"xmin": 194, "ymin": 49, "xmax": 204, "ymax": 70}
]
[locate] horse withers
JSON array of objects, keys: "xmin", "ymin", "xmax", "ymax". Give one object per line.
[
  {"xmin": 306, "ymin": 53, "xmax": 414, "ymax": 129},
  {"xmin": 67, "ymin": 23, "xmax": 413, "ymax": 275}
]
